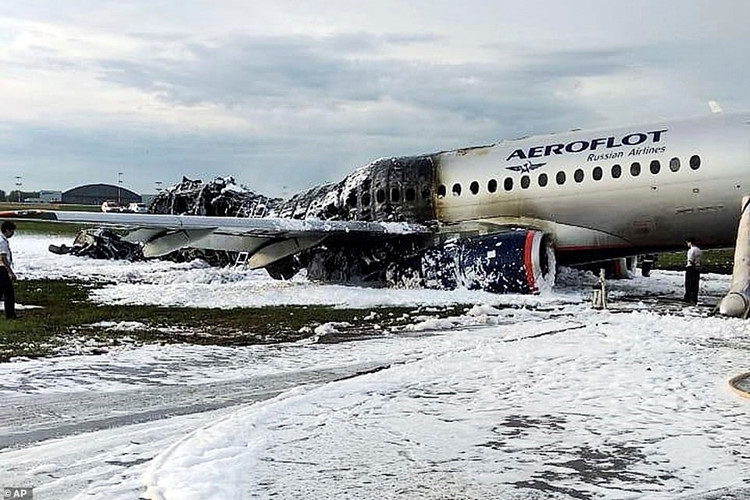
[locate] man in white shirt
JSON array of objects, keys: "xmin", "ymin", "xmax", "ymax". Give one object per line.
[
  {"xmin": 684, "ymin": 237, "xmax": 702, "ymax": 304},
  {"xmin": 0, "ymin": 221, "xmax": 17, "ymax": 319}
]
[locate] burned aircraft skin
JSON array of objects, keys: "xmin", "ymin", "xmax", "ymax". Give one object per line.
[
  {"xmin": 150, "ymin": 176, "xmax": 282, "ymax": 218},
  {"xmin": 49, "ymin": 228, "xmax": 145, "ymax": 261},
  {"xmin": 260, "ymin": 155, "xmax": 442, "ymax": 286},
  {"xmin": 52, "ymin": 154, "xmax": 551, "ymax": 294},
  {"xmin": 272, "ymin": 155, "xmax": 437, "ymax": 223},
  {"xmin": 257, "ymin": 154, "xmax": 549, "ymax": 292}
]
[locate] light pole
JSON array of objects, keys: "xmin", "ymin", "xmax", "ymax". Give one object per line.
[
  {"xmin": 14, "ymin": 176, "xmax": 22, "ymax": 203},
  {"xmin": 117, "ymin": 172, "xmax": 123, "ymax": 205}
]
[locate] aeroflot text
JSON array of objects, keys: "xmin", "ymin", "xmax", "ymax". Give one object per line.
[{"xmin": 505, "ymin": 129, "xmax": 668, "ymax": 161}]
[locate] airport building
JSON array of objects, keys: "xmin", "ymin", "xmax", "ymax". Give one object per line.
[
  {"xmin": 62, "ymin": 184, "xmax": 142, "ymax": 206},
  {"xmin": 24, "ymin": 190, "xmax": 63, "ymax": 203}
]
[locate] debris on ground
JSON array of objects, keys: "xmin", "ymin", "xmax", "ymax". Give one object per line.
[
  {"xmin": 50, "ymin": 177, "xmax": 281, "ymax": 266},
  {"xmin": 49, "ymin": 228, "xmax": 144, "ymax": 261}
]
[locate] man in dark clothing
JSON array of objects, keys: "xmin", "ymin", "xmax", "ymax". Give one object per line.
[
  {"xmin": 684, "ymin": 237, "xmax": 702, "ymax": 304},
  {"xmin": 0, "ymin": 221, "xmax": 17, "ymax": 319}
]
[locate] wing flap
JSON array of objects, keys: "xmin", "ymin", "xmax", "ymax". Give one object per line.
[{"xmin": 247, "ymin": 236, "xmax": 328, "ymax": 269}]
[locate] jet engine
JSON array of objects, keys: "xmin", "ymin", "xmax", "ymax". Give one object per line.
[
  {"xmin": 294, "ymin": 229, "xmax": 555, "ymax": 294},
  {"xmin": 387, "ymin": 229, "xmax": 555, "ymax": 294}
]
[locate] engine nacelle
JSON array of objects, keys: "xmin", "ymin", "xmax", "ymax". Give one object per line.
[
  {"xmin": 416, "ymin": 230, "xmax": 555, "ymax": 294},
  {"xmin": 301, "ymin": 229, "xmax": 555, "ymax": 294}
]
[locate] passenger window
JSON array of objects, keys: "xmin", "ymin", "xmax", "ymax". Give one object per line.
[
  {"xmin": 592, "ymin": 166, "xmax": 603, "ymax": 181},
  {"xmin": 376, "ymin": 189, "xmax": 386, "ymax": 203},
  {"xmin": 611, "ymin": 164, "xmax": 622, "ymax": 178},
  {"xmin": 347, "ymin": 192, "xmax": 358, "ymax": 208},
  {"xmin": 452, "ymin": 183, "xmax": 462, "ymax": 196},
  {"xmin": 521, "ymin": 175, "xmax": 530, "ymax": 189},
  {"xmin": 390, "ymin": 188, "xmax": 400, "ymax": 202},
  {"xmin": 650, "ymin": 160, "xmax": 661, "ymax": 175},
  {"xmin": 538, "ymin": 173, "xmax": 548, "ymax": 187},
  {"xmin": 502, "ymin": 177, "xmax": 512, "ymax": 191},
  {"xmin": 421, "ymin": 186, "xmax": 431, "ymax": 200},
  {"xmin": 488, "ymin": 179, "xmax": 498, "ymax": 193},
  {"xmin": 470, "ymin": 181, "xmax": 479, "ymax": 195},
  {"xmin": 362, "ymin": 192, "xmax": 371, "ymax": 207},
  {"xmin": 690, "ymin": 155, "xmax": 701, "ymax": 170},
  {"xmin": 556, "ymin": 171, "xmax": 566, "ymax": 185},
  {"xmin": 574, "ymin": 169, "xmax": 584, "ymax": 183},
  {"xmin": 405, "ymin": 187, "xmax": 416, "ymax": 202},
  {"xmin": 630, "ymin": 162, "xmax": 641, "ymax": 176},
  {"xmin": 437, "ymin": 185, "xmax": 446, "ymax": 198},
  {"xmin": 669, "ymin": 158, "xmax": 680, "ymax": 172}
]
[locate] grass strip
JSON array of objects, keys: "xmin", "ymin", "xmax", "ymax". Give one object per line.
[{"xmin": 0, "ymin": 279, "xmax": 466, "ymax": 362}]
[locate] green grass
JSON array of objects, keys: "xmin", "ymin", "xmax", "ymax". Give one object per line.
[
  {"xmin": 0, "ymin": 202, "xmax": 100, "ymax": 212},
  {"xmin": 0, "ymin": 202, "xmax": 97, "ymax": 236},
  {"xmin": 651, "ymin": 248, "xmax": 734, "ymax": 274},
  {"xmin": 0, "ymin": 278, "xmax": 467, "ymax": 362}
]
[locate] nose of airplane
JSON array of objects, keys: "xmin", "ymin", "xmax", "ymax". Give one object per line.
[{"xmin": 719, "ymin": 291, "xmax": 749, "ymax": 317}]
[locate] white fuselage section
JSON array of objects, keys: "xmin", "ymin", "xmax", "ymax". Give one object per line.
[{"xmin": 433, "ymin": 113, "xmax": 750, "ymax": 255}]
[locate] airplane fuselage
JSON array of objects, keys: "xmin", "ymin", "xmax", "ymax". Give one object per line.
[
  {"xmin": 432, "ymin": 112, "xmax": 750, "ymax": 263},
  {"xmin": 10, "ymin": 111, "xmax": 750, "ymax": 294}
]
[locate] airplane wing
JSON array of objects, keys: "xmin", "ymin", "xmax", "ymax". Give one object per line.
[{"xmin": 0, "ymin": 210, "xmax": 432, "ymax": 269}]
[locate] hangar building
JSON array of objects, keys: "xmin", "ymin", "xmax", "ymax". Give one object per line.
[{"xmin": 62, "ymin": 184, "xmax": 142, "ymax": 206}]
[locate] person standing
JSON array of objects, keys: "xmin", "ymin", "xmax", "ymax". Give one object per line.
[
  {"xmin": 0, "ymin": 221, "xmax": 17, "ymax": 319},
  {"xmin": 684, "ymin": 237, "xmax": 702, "ymax": 304}
]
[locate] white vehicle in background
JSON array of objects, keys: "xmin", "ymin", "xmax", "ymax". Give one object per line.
[
  {"xmin": 101, "ymin": 201, "xmax": 123, "ymax": 212},
  {"xmin": 101, "ymin": 201, "xmax": 148, "ymax": 213},
  {"xmin": 128, "ymin": 203, "xmax": 148, "ymax": 213}
]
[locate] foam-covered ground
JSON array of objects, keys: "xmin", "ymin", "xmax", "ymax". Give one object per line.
[{"xmin": 1, "ymin": 234, "xmax": 749, "ymax": 500}]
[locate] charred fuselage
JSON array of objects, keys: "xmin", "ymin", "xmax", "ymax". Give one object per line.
[{"xmin": 272, "ymin": 155, "xmax": 437, "ymax": 223}]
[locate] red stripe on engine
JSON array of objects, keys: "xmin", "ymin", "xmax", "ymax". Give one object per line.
[{"xmin": 523, "ymin": 231, "xmax": 536, "ymax": 292}]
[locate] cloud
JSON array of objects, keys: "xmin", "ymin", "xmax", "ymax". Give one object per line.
[{"xmin": 1, "ymin": 2, "xmax": 750, "ymax": 196}]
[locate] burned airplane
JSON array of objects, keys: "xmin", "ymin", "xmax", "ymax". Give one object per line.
[{"xmin": 5, "ymin": 111, "xmax": 750, "ymax": 297}]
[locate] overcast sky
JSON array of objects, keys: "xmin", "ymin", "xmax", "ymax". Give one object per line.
[{"xmin": 1, "ymin": 1, "xmax": 749, "ymax": 197}]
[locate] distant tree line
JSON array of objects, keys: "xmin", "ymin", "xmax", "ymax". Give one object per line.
[{"xmin": 0, "ymin": 190, "xmax": 42, "ymax": 202}]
